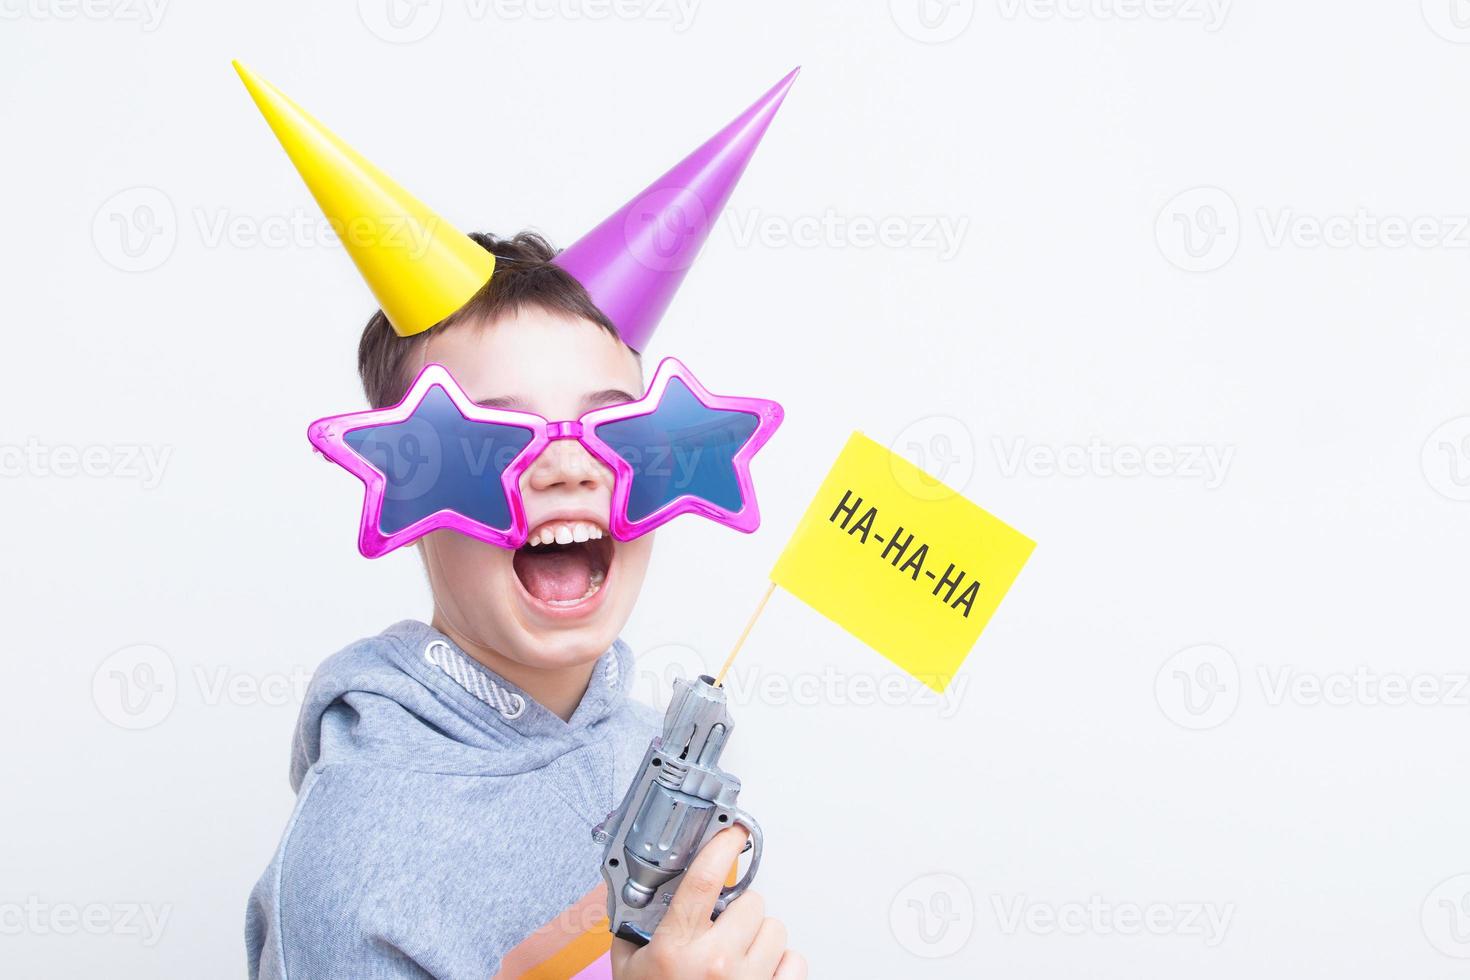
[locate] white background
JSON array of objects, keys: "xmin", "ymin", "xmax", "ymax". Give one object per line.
[{"xmin": 4, "ymin": 0, "xmax": 1470, "ymax": 976}]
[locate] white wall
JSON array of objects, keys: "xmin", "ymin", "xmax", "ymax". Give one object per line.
[{"xmin": 4, "ymin": 1, "xmax": 1470, "ymax": 976}]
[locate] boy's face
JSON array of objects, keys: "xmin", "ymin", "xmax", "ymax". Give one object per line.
[{"xmin": 419, "ymin": 307, "xmax": 653, "ymax": 672}]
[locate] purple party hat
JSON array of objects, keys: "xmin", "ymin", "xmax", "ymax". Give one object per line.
[{"xmin": 554, "ymin": 68, "xmax": 800, "ymax": 352}]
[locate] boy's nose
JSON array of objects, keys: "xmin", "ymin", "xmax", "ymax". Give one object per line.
[{"xmin": 525, "ymin": 437, "xmax": 611, "ymax": 494}]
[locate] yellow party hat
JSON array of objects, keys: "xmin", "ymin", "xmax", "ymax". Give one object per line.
[{"xmin": 233, "ymin": 62, "xmax": 493, "ymax": 337}]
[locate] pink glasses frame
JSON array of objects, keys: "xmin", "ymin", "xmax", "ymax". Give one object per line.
[{"xmin": 307, "ymin": 356, "xmax": 784, "ymax": 558}]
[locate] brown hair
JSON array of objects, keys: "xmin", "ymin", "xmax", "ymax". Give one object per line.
[{"xmin": 356, "ymin": 231, "xmax": 625, "ymax": 408}]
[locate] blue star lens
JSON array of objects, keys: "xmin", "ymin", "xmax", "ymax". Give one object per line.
[
  {"xmin": 593, "ymin": 378, "xmax": 759, "ymax": 523},
  {"xmin": 344, "ymin": 385, "xmax": 535, "ymax": 535}
]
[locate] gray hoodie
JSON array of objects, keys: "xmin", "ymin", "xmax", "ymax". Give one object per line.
[{"xmin": 246, "ymin": 620, "xmax": 658, "ymax": 979}]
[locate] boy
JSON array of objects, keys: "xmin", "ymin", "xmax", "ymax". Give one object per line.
[{"xmin": 236, "ymin": 66, "xmax": 804, "ymax": 980}]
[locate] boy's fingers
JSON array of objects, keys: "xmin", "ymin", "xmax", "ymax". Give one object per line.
[
  {"xmin": 660, "ymin": 827, "xmax": 749, "ymax": 945},
  {"xmin": 773, "ymin": 949, "xmax": 808, "ymax": 980},
  {"xmin": 708, "ymin": 889, "xmax": 765, "ymax": 951},
  {"xmin": 609, "ymin": 936, "xmax": 635, "ymax": 972},
  {"xmin": 743, "ymin": 915, "xmax": 787, "ymax": 976}
]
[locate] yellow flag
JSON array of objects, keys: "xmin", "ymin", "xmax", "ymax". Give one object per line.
[{"xmin": 771, "ymin": 432, "xmax": 1034, "ymax": 692}]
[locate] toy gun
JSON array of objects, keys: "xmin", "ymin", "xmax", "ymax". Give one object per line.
[{"xmin": 592, "ymin": 674, "xmax": 762, "ymax": 947}]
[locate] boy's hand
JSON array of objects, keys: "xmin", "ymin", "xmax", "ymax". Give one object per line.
[{"xmin": 609, "ymin": 827, "xmax": 806, "ymax": 980}]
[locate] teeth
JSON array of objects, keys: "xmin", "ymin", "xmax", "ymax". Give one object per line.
[{"xmin": 525, "ymin": 519, "xmax": 610, "ymax": 547}]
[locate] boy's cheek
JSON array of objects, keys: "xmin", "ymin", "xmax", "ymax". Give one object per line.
[
  {"xmin": 613, "ymin": 534, "xmax": 653, "ymax": 593},
  {"xmin": 423, "ymin": 535, "xmax": 516, "ymax": 615},
  {"xmin": 431, "ymin": 535, "xmax": 512, "ymax": 581}
]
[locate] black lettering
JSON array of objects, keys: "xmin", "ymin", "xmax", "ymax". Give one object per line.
[
  {"xmin": 898, "ymin": 543, "xmax": 928, "ymax": 581},
  {"xmin": 932, "ymin": 562, "xmax": 965, "ymax": 603},
  {"xmin": 881, "ymin": 526, "xmax": 913, "ymax": 565},
  {"xmin": 952, "ymin": 580, "xmax": 979, "ymax": 618},
  {"xmin": 829, "ymin": 490, "xmax": 862, "ymax": 529}
]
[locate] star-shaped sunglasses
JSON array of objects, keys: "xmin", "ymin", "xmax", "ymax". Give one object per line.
[{"xmin": 308, "ymin": 358, "xmax": 784, "ymax": 558}]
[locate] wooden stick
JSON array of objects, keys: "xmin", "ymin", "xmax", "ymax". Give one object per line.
[{"xmin": 715, "ymin": 581, "xmax": 777, "ymax": 686}]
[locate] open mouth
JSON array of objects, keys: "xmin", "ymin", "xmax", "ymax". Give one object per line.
[{"xmin": 511, "ymin": 519, "xmax": 614, "ymax": 610}]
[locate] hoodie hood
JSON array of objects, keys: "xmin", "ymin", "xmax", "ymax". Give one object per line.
[{"xmin": 290, "ymin": 619, "xmax": 644, "ymax": 790}]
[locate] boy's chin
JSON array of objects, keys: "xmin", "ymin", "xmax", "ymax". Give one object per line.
[{"xmin": 504, "ymin": 625, "xmax": 617, "ymax": 672}]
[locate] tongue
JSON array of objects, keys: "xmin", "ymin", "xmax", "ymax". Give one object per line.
[{"xmin": 514, "ymin": 547, "xmax": 594, "ymax": 603}]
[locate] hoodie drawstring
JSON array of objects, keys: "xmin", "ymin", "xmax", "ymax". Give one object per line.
[{"xmin": 423, "ymin": 641, "xmax": 527, "ymax": 721}]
